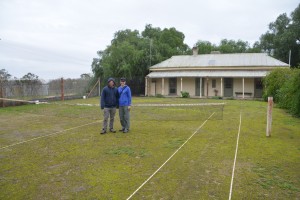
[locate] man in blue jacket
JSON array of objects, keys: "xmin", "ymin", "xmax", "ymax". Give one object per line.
[
  {"xmin": 100, "ymin": 78, "xmax": 119, "ymax": 134},
  {"xmin": 118, "ymin": 78, "xmax": 132, "ymax": 133}
]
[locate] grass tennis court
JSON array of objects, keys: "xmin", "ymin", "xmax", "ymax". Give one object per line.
[{"xmin": 0, "ymin": 97, "xmax": 299, "ymax": 199}]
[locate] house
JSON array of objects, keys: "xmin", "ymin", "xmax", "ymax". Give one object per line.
[{"xmin": 145, "ymin": 48, "xmax": 289, "ymax": 98}]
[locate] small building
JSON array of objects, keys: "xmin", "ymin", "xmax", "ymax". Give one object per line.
[{"xmin": 145, "ymin": 48, "xmax": 289, "ymax": 98}]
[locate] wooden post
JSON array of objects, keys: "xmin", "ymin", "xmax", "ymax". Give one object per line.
[
  {"xmin": 162, "ymin": 78, "xmax": 164, "ymax": 95},
  {"xmin": 145, "ymin": 77, "xmax": 148, "ymax": 96},
  {"xmin": 220, "ymin": 77, "xmax": 223, "ymax": 97},
  {"xmin": 180, "ymin": 78, "xmax": 183, "ymax": 92},
  {"xmin": 266, "ymin": 97, "xmax": 273, "ymax": 137},
  {"xmin": 87, "ymin": 79, "xmax": 100, "ymax": 98},
  {"xmin": 61, "ymin": 77, "xmax": 64, "ymax": 101},
  {"xmin": 206, "ymin": 77, "xmax": 209, "ymax": 98},
  {"xmin": 200, "ymin": 77, "xmax": 202, "ymax": 98},
  {"xmin": 242, "ymin": 77, "xmax": 245, "ymax": 99},
  {"xmin": 0, "ymin": 82, "xmax": 4, "ymax": 107},
  {"xmin": 98, "ymin": 78, "xmax": 101, "ymax": 96}
]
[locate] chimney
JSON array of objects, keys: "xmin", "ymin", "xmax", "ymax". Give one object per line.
[{"xmin": 192, "ymin": 47, "xmax": 198, "ymax": 56}]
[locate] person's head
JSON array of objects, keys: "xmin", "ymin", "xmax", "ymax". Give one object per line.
[
  {"xmin": 120, "ymin": 77, "xmax": 126, "ymax": 87},
  {"xmin": 107, "ymin": 78, "xmax": 115, "ymax": 87}
]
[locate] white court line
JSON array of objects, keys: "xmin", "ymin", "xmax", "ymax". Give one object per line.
[
  {"xmin": 0, "ymin": 120, "xmax": 101, "ymax": 150},
  {"xmin": 126, "ymin": 112, "xmax": 215, "ymax": 200},
  {"xmin": 228, "ymin": 112, "xmax": 242, "ymax": 200}
]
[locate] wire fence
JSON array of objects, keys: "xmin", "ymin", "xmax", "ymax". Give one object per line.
[{"xmin": 0, "ymin": 77, "xmax": 98, "ymax": 107}]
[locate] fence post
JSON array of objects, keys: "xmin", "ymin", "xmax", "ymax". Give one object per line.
[
  {"xmin": 0, "ymin": 82, "xmax": 4, "ymax": 107},
  {"xmin": 266, "ymin": 97, "xmax": 273, "ymax": 137},
  {"xmin": 61, "ymin": 77, "xmax": 64, "ymax": 101}
]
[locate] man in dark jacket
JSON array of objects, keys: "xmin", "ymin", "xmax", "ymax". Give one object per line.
[{"xmin": 100, "ymin": 78, "xmax": 119, "ymax": 134}]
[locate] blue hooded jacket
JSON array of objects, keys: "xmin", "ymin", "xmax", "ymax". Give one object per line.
[
  {"xmin": 118, "ymin": 85, "xmax": 131, "ymax": 106},
  {"xmin": 100, "ymin": 78, "xmax": 119, "ymax": 109}
]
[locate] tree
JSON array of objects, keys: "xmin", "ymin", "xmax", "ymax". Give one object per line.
[
  {"xmin": 195, "ymin": 41, "xmax": 216, "ymax": 54},
  {"xmin": 259, "ymin": 4, "xmax": 300, "ymax": 67},
  {"xmin": 21, "ymin": 73, "xmax": 41, "ymax": 96},
  {"xmin": 22, "ymin": 72, "xmax": 39, "ymax": 81},
  {"xmin": 0, "ymin": 69, "xmax": 11, "ymax": 81},
  {"xmin": 0, "ymin": 69, "xmax": 11, "ymax": 103},
  {"xmin": 80, "ymin": 73, "xmax": 91, "ymax": 80},
  {"xmin": 195, "ymin": 39, "xmax": 261, "ymax": 54},
  {"xmin": 92, "ymin": 24, "xmax": 190, "ymax": 83}
]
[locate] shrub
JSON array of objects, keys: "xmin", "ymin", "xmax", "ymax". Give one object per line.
[
  {"xmin": 277, "ymin": 69, "xmax": 300, "ymax": 117},
  {"xmin": 211, "ymin": 96, "xmax": 222, "ymax": 99},
  {"xmin": 181, "ymin": 91, "xmax": 190, "ymax": 98},
  {"xmin": 262, "ymin": 68, "xmax": 293, "ymax": 102},
  {"xmin": 156, "ymin": 94, "xmax": 164, "ymax": 98},
  {"xmin": 264, "ymin": 68, "xmax": 300, "ymax": 117}
]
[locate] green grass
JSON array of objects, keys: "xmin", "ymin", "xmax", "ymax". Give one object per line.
[{"xmin": 0, "ymin": 97, "xmax": 299, "ymax": 199}]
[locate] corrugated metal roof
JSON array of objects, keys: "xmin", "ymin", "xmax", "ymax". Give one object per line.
[
  {"xmin": 150, "ymin": 53, "xmax": 289, "ymax": 69},
  {"xmin": 147, "ymin": 70, "xmax": 269, "ymax": 78}
]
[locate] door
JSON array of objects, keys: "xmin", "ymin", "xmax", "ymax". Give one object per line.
[
  {"xmin": 195, "ymin": 78, "xmax": 205, "ymax": 96},
  {"xmin": 254, "ymin": 78, "xmax": 263, "ymax": 98},
  {"xmin": 224, "ymin": 78, "xmax": 233, "ymax": 97},
  {"xmin": 169, "ymin": 78, "xmax": 177, "ymax": 95}
]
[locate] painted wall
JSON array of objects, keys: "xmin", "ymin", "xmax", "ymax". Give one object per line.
[
  {"xmin": 148, "ymin": 77, "xmax": 256, "ymax": 98},
  {"xmin": 178, "ymin": 77, "xmax": 196, "ymax": 96},
  {"xmin": 233, "ymin": 78, "xmax": 254, "ymax": 97},
  {"xmin": 155, "ymin": 78, "xmax": 162, "ymax": 95}
]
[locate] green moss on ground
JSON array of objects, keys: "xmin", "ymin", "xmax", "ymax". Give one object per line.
[{"xmin": 0, "ymin": 97, "xmax": 299, "ymax": 199}]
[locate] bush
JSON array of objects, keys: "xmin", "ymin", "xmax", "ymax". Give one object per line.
[
  {"xmin": 264, "ymin": 68, "xmax": 300, "ymax": 117},
  {"xmin": 156, "ymin": 94, "xmax": 164, "ymax": 98},
  {"xmin": 277, "ymin": 69, "xmax": 300, "ymax": 117},
  {"xmin": 211, "ymin": 96, "xmax": 222, "ymax": 99},
  {"xmin": 181, "ymin": 91, "xmax": 190, "ymax": 98},
  {"xmin": 262, "ymin": 68, "xmax": 293, "ymax": 102}
]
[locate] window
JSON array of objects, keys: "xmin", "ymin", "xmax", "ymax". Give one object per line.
[{"xmin": 212, "ymin": 79, "xmax": 216, "ymax": 88}]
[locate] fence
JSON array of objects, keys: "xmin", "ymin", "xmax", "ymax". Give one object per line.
[{"xmin": 0, "ymin": 77, "xmax": 98, "ymax": 107}]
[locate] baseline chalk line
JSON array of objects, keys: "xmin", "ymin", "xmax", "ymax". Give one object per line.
[
  {"xmin": 0, "ymin": 120, "xmax": 102, "ymax": 150},
  {"xmin": 126, "ymin": 112, "xmax": 215, "ymax": 200}
]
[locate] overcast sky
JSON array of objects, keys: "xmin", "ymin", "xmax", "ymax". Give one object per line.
[{"xmin": 0, "ymin": 0, "xmax": 298, "ymax": 80}]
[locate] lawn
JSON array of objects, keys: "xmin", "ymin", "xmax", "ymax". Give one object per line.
[{"xmin": 0, "ymin": 97, "xmax": 299, "ymax": 199}]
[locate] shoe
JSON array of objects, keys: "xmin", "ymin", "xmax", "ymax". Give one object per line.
[
  {"xmin": 119, "ymin": 128, "xmax": 124, "ymax": 132},
  {"xmin": 123, "ymin": 129, "xmax": 129, "ymax": 133},
  {"xmin": 110, "ymin": 129, "xmax": 116, "ymax": 133},
  {"xmin": 100, "ymin": 129, "xmax": 107, "ymax": 134}
]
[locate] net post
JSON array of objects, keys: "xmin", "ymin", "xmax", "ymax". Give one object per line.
[
  {"xmin": 61, "ymin": 77, "xmax": 64, "ymax": 101},
  {"xmin": 266, "ymin": 97, "xmax": 273, "ymax": 137}
]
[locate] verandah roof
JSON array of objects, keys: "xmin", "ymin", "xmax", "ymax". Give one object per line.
[{"xmin": 147, "ymin": 70, "xmax": 268, "ymax": 78}]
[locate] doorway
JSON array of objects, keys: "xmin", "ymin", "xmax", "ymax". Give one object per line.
[{"xmin": 224, "ymin": 78, "xmax": 233, "ymax": 97}]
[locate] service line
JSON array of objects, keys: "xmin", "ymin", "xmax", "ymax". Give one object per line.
[
  {"xmin": 126, "ymin": 112, "xmax": 215, "ymax": 200},
  {"xmin": 228, "ymin": 112, "xmax": 242, "ymax": 200}
]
